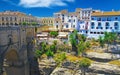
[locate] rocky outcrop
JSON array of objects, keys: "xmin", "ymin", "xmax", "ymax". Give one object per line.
[
  {"xmin": 89, "ymin": 62, "xmax": 120, "ymax": 75},
  {"xmin": 86, "ymin": 52, "xmax": 117, "ymax": 62},
  {"xmin": 38, "ymin": 58, "xmax": 57, "ymax": 75}
]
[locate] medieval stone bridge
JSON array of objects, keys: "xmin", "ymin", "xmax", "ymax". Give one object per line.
[{"xmin": 0, "ymin": 26, "xmax": 36, "ymax": 75}]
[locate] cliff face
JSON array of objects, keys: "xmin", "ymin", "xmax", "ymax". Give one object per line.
[
  {"xmin": 37, "ymin": 49, "xmax": 120, "ymax": 75},
  {"xmin": 38, "ymin": 58, "xmax": 57, "ymax": 75}
]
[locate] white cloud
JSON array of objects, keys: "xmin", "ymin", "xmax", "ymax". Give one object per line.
[{"xmin": 19, "ymin": 0, "xmax": 75, "ymax": 8}]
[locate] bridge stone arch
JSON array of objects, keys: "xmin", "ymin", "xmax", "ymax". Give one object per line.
[
  {"xmin": 4, "ymin": 49, "xmax": 19, "ymax": 62},
  {"xmin": 3, "ymin": 49, "xmax": 25, "ymax": 75}
]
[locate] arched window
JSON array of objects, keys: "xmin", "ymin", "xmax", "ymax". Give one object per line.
[
  {"xmin": 15, "ymin": 23, "xmax": 18, "ymax": 25},
  {"xmin": 2, "ymin": 23, "xmax": 4, "ymax": 25},
  {"xmin": 6, "ymin": 17, "xmax": 8, "ymax": 21}
]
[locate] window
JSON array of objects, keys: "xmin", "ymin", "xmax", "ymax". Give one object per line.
[
  {"xmin": 98, "ymin": 22, "xmax": 102, "ymax": 29},
  {"xmin": 56, "ymin": 21, "xmax": 58, "ymax": 23},
  {"xmin": 2, "ymin": 23, "xmax": 4, "ymax": 25},
  {"xmin": 102, "ymin": 18, "xmax": 106, "ymax": 21},
  {"xmin": 114, "ymin": 22, "xmax": 119, "ymax": 30},
  {"xmin": 97, "ymin": 18, "xmax": 101, "ymax": 21},
  {"xmin": 74, "ymin": 19, "xmax": 75, "ymax": 22},
  {"xmin": 15, "ymin": 17, "xmax": 17, "ymax": 21},
  {"xmin": 6, "ymin": 17, "xmax": 8, "ymax": 21},
  {"xmin": 115, "ymin": 17, "xmax": 118, "ymax": 20},
  {"xmin": 6, "ymin": 23, "xmax": 9, "ymax": 25},
  {"xmin": 98, "ymin": 22, "xmax": 101, "ymax": 26},
  {"xmin": 10, "ymin": 17, "xmax": 12, "ymax": 21},
  {"xmin": 90, "ymin": 32, "xmax": 93, "ymax": 34},
  {"xmin": 94, "ymin": 32, "xmax": 96, "ymax": 34},
  {"xmin": 68, "ymin": 19, "xmax": 71, "ymax": 22},
  {"xmin": 73, "ymin": 25, "xmax": 75, "ymax": 28},
  {"xmin": 2, "ymin": 17, "xmax": 4, "ymax": 21},
  {"xmin": 66, "ymin": 25, "xmax": 68, "ymax": 28},
  {"xmin": 101, "ymin": 32, "xmax": 104, "ymax": 34},
  {"xmin": 107, "ymin": 17, "xmax": 111, "ymax": 21},
  {"xmin": 62, "ymin": 17, "xmax": 64, "ymax": 20},
  {"xmin": 91, "ymin": 18, "xmax": 94, "ymax": 20},
  {"xmin": 91, "ymin": 22, "xmax": 94, "ymax": 25},
  {"xmin": 56, "ymin": 25, "xmax": 58, "ymax": 28},
  {"xmin": 91, "ymin": 22, "xmax": 95, "ymax": 29},
  {"xmin": 97, "ymin": 32, "xmax": 100, "ymax": 34},
  {"xmin": 105, "ymin": 22, "xmax": 110, "ymax": 29}
]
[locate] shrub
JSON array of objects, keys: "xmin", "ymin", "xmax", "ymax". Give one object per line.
[
  {"xmin": 35, "ymin": 50, "xmax": 42, "ymax": 58},
  {"xmin": 49, "ymin": 31, "xmax": 58, "ymax": 37}
]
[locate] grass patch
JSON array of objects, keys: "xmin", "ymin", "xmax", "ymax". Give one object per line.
[
  {"xmin": 66, "ymin": 54, "xmax": 94, "ymax": 63},
  {"xmin": 109, "ymin": 60, "xmax": 120, "ymax": 66}
]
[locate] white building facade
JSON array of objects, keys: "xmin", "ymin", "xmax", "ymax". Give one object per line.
[
  {"xmin": 87, "ymin": 11, "xmax": 120, "ymax": 39},
  {"xmin": 54, "ymin": 8, "xmax": 120, "ymax": 39}
]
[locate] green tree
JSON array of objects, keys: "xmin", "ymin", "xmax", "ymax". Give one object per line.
[
  {"xmin": 104, "ymin": 32, "xmax": 117, "ymax": 51},
  {"xmin": 22, "ymin": 22, "xmax": 27, "ymax": 25},
  {"xmin": 45, "ymin": 49, "xmax": 54, "ymax": 58},
  {"xmin": 79, "ymin": 58, "xmax": 91, "ymax": 75},
  {"xmin": 35, "ymin": 50, "xmax": 42, "ymax": 58},
  {"xmin": 77, "ymin": 41, "xmax": 86, "ymax": 56},
  {"xmin": 49, "ymin": 31, "xmax": 58, "ymax": 37},
  {"xmin": 69, "ymin": 33, "xmax": 77, "ymax": 54},
  {"xmin": 40, "ymin": 42, "xmax": 47, "ymax": 53},
  {"xmin": 77, "ymin": 34, "xmax": 86, "ymax": 42},
  {"xmin": 98, "ymin": 36, "xmax": 105, "ymax": 48},
  {"xmin": 32, "ymin": 22, "xmax": 37, "ymax": 26},
  {"xmin": 85, "ymin": 41, "xmax": 91, "ymax": 49},
  {"xmin": 50, "ymin": 44, "xmax": 56, "ymax": 53}
]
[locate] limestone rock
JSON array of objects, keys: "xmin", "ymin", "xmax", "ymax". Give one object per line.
[{"xmin": 89, "ymin": 62, "xmax": 120, "ymax": 75}]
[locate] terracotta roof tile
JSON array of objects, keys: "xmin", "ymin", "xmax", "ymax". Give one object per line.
[{"xmin": 92, "ymin": 11, "xmax": 120, "ymax": 16}]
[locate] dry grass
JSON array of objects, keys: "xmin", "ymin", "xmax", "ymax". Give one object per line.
[
  {"xmin": 86, "ymin": 49, "xmax": 104, "ymax": 53},
  {"xmin": 66, "ymin": 54, "xmax": 82, "ymax": 62},
  {"xmin": 90, "ymin": 42, "xmax": 99, "ymax": 46},
  {"xmin": 109, "ymin": 60, "xmax": 120, "ymax": 66},
  {"xmin": 66, "ymin": 54, "xmax": 94, "ymax": 63}
]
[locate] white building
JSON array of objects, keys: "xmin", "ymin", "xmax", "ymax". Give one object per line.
[
  {"xmin": 87, "ymin": 11, "xmax": 120, "ymax": 39},
  {"xmin": 54, "ymin": 8, "xmax": 93, "ymax": 32}
]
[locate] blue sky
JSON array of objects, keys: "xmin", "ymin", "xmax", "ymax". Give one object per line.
[{"xmin": 0, "ymin": 0, "xmax": 120, "ymax": 17}]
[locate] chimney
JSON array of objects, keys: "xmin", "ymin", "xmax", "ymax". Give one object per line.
[{"xmin": 112, "ymin": 9, "xmax": 114, "ymax": 12}]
